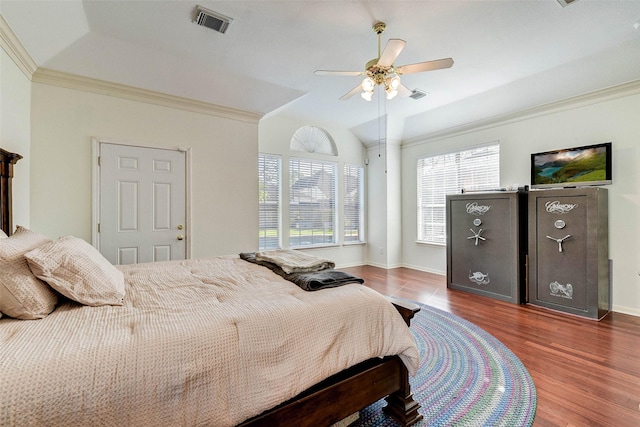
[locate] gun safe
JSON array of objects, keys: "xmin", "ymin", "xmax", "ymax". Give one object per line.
[
  {"xmin": 528, "ymin": 187, "xmax": 609, "ymax": 320},
  {"xmin": 446, "ymin": 191, "xmax": 527, "ymax": 304}
]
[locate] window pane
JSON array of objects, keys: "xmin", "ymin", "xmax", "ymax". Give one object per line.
[
  {"xmin": 258, "ymin": 154, "xmax": 281, "ymax": 250},
  {"xmin": 290, "ymin": 157, "xmax": 337, "ymax": 248},
  {"xmin": 344, "ymin": 164, "xmax": 364, "ymax": 243},
  {"xmin": 417, "ymin": 144, "xmax": 500, "ymax": 244}
]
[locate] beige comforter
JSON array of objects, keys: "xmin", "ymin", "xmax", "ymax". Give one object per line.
[{"xmin": 0, "ymin": 256, "xmax": 419, "ymax": 426}]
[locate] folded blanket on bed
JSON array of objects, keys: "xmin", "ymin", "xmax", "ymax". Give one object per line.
[
  {"xmin": 240, "ymin": 252, "xmax": 363, "ymax": 291},
  {"xmin": 255, "ymin": 249, "xmax": 334, "ymax": 274},
  {"xmin": 287, "ymin": 269, "xmax": 364, "ymax": 291}
]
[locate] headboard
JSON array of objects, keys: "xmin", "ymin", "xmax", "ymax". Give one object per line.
[{"xmin": 0, "ymin": 148, "xmax": 22, "ymax": 236}]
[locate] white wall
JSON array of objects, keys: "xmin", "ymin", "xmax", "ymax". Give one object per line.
[
  {"xmin": 258, "ymin": 114, "xmax": 368, "ymax": 267},
  {"xmin": 366, "ymin": 143, "xmax": 402, "ymax": 268},
  {"xmin": 387, "ymin": 144, "xmax": 402, "ymax": 267},
  {"xmin": 0, "ymin": 47, "xmax": 30, "ymax": 227},
  {"xmin": 366, "ymin": 145, "xmax": 387, "ymax": 267},
  {"xmin": 401, "ymin": 90, "xmax": 640, "ymax": 316},
  {"xmin": 30, "ymin": 83, "xmax": 259, "ymax": 258}
]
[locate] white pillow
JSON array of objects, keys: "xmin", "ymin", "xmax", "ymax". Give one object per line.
[
  {"xmin": 0, "ymin": 226, "xmax": 58, "ymax": 319},
  {"xmin": 25, "ymin": 236, "xmax": 125, "ymax": 306}
]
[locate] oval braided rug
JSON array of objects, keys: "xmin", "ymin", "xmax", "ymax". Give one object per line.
[{"xmin": 353, "ymin": 303, "xmax": 537, "ymax": 427}]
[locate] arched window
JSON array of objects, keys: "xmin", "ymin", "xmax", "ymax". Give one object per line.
[{"xmin": 290, "ymin": 126, "xmax": 338, "ymax": 156}]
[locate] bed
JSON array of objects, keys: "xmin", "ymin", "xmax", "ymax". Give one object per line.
[{"xmin": 0, "ymin": 148, "xmax": 423, "ymax": 427}]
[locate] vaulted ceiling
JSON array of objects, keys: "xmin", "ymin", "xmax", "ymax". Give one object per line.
[{"xmin": 2, "ymin": 0, "xmax": 640, "ymax": 145}]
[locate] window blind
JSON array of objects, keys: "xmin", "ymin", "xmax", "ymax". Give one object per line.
[
  {"xmin": 344, "ymin": 164, "xmax": 364, "ymax": 243},
  {"xmin": 258, "ymin": 154, "xmax": 281, "ymax": 250},
  {"xmin": 417, "ymin": 144, "xmax": 500, "ymax": 244},
  {"xmin": 289, "ymin": 157, "xmax": 337, "ymax": 248}
]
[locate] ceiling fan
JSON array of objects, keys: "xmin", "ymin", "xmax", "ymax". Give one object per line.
[{"xmin": 315, "ymin": 22, "xmax": 453, "ymax": 101}]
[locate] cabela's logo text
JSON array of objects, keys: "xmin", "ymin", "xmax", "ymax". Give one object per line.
[
  {"xmin": 545, "ymin": 200, "xmax": 579, "ymax": 214},
  {"xmin": 466, "ymin": 202, "xmax": 491, "ymax": 215}
]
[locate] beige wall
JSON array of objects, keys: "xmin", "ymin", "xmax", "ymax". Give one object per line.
[
  {"xmin": 0, "ymin": 47, "xmax": 30, "ymax": 228},
  {"xmin": 30, "ymin": 83, "xmax": 259, "ymax": 258},
  {"xmin": 401, "ymin": 89, "xmax": 640, "ymax": 316}
]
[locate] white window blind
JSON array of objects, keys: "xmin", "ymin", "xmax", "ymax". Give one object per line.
[
  {"xmin": 258, "ymin": 154, "xmax": 281, "ymax": 250},
  {"xmin": 289, "ymin": 157, "xmax": 337, "ymax": 248},
  {"xmin": 344, "ymin": 164, "xmax": 364, "ymax": 243},
  {"xmin": 417, "ymin": 144, "xmax": 500, "ymax": 244}
]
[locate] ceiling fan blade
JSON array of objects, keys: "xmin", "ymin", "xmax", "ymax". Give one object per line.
[
  {"xmin": 396, "ymin": 58, "xmax": 454, "ymax": 75},
  {"xmin": 377, "ymin": 38, "xmax": 406, "ymax": 67},
  {"xmin": 340, "ymin": 84, "xmax": 363, "ymax": 101},
  {"xmin": 315, "ymin": 70, "xmax": 364, "ymax": 76}
]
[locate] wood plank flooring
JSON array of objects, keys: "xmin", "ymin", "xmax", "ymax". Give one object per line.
[{"xmin": 342, "ymin": 265, "xmax": 640, "ymax": 427}]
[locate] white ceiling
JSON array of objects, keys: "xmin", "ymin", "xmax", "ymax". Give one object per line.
[{"xmin": 2, "ymin": 0, "xmax": 640, "ymax": 145}]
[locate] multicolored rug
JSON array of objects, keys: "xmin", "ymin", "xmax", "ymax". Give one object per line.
[{"xmin": 353, "ymin": 303, "xmax": 537, "ymax": 427}]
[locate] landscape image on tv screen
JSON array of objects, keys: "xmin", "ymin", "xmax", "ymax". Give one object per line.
[{"xmin": 532, "ymin": 144, "xmax": 609, "ymax": 187}]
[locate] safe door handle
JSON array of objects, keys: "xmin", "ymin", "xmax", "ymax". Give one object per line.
[
  {"xmin": 546, "ymin": 234, "xmax": 571, "ymax": 252},
  {"xmin": 467, "ymin": 228, "xmax": 486, "ymax": 246}
]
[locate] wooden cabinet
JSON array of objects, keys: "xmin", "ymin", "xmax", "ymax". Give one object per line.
[
  {"xmin": 446, "ymin": 191, "xmax": 527, "ymax": 304},
  {"xmin": 528, "ymin": 187, "xmax": 609, "ymax": 320}
]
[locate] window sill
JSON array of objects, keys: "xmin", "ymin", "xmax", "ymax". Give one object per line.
[
  {"xmin": 289, "ymin": 244, "xmax": 341, "ymax": 250},
  {"xmin": 415, "ymin": 240, "xmax": 446, "ymax": 248}
]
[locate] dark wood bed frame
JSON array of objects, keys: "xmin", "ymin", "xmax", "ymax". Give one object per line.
[
  {"xmin": 0, "ymin": 148, "xmax": 422, "ymax": 427},
  {"xmin": 0, "ymin": 148, "xmax": 22, "ymax": 237}
]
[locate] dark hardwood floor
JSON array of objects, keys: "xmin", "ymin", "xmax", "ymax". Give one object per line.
[{"xmin": 342, "ymin": 265, "xmax": 640, "ymax": 427}]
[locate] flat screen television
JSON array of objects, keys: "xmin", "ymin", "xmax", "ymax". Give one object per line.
[{"xmin": 531, "ymin": 142, "xmax": 612, "ymax": 189}]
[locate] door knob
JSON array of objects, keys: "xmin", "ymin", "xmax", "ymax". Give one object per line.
[{"xmin": 177, "ymin": 234, "xmax": 184, "ymax": 241}]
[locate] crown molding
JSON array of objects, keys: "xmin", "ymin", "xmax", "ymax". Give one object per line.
[
  {"xmin": 1, "ymin": 13, "xmax": 260, "ymax": 124},
  {"xmin": 404, "ymin": 78, "xmax": 640, "ymax": 147},
  {"xmin": 31, "ymin": 68, "xmax": 262, "ymax": 124},
  {"xmin": 0, "ymin": 13, "xmax": 37, "ymax": 79}
]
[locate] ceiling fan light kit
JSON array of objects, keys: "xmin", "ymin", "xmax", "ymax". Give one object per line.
[{"xmin": 315, "ymin": 21, "xmax": 454, "ymax": 101}]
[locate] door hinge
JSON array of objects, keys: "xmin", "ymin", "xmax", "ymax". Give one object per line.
[
  {"xmin": 98, "ymin": 156, "xmax": 101, "ymax": 166},
  {"xmin": 97, "ymin": 223, "xmax": 101, "ymax": 233}
]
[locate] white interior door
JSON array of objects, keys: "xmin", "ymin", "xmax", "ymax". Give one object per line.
[{"xmin": 99, "ymin": 143, "xmax": 187, "ymax": 265}]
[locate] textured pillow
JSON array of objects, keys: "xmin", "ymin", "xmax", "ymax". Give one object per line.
[
  {"xmin": 0, "ymin": 229, "xmax": 7, "ymax": 238},
  {"xmin": 25, "ymin": 236, "xmax": 125, "ymax": 306},
  {"xmin": 0, "ymin": 226, "xmax": 58, "ymax": 319}
]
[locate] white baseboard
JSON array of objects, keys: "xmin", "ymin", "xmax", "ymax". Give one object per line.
[
  {"xmin": 400, "ymin": 263, "xmax": 446, "ymax": 276},
  {"xmin": 611, "ymin": 304, "xmax": 640, "ymax": 318},
  {"xmin": 365, "ymin": 261, "xmax": 403, "ymax": 270}
]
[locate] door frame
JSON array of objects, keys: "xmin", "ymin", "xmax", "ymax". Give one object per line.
[{"xmin": 91, "ymin": 137, "xmax": 192, "ymax": 260}]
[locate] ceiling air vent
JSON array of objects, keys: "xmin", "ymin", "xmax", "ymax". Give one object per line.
[
  {"xmin": 194, "ymin": 6, "xmax": 233, "ymax": 34},
  {"xmin": 556, "ymin": 0, "xmax": 579, "ymax": 7},
  {"xmin": 409, "ymin": 89, "xmax": 428, "ymax": 100}
]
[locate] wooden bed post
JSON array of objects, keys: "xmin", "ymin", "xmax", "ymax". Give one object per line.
[
  {"xmin": 384, "ymin": 297, "xmax": 424, "ymax": 426},
  {"xmin": 383, "ymin": 364, "xmax": 423, "ymax": 426},
  {"xmin": 0, "ymin": 148, "xmax": 22, "ymax": 236}
]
